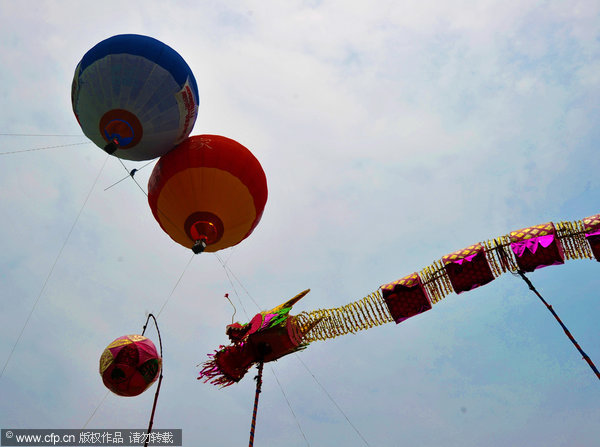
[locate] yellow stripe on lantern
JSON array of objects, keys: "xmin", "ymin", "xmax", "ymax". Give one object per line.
[
  {"xmin": 106, "ymin": 337, "xmax": 133, "ymax": 349},
  {"xmin": 99, "ymin": 349, "xmax": 115, "ymax": 375}
]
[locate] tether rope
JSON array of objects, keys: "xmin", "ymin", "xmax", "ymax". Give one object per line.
[
  {"xmin": 0, "ymin": 141, "xmax": 89, "ymax": 155},
  {"xmin": 116, "ymin": 158, "xmax": 191, "ymax": 244},
  {"xmin": 113, "ymin": 156, "xmax": 201, "ymax": 319},
  {"xmin": 214, "ymin": 253, "xmax": 253, "ymax": 318},
  {"xmin": 0, "ymin": 155, "xmax": 109, "ymax": 379},
  {"xmin": 117, "ymin": 158, "xmax": 149, "ymax": 197},
  {"xmin": 269, "ymin": 366, "xmax": 310, "ymax": 446},
  {"xmin": 216, "ymin": 254, "xmax": 262, "ymax": 311},
  {"xmin": 80, "ymin": 157, "xmax": 195, "ymax": 430},
  {"xmin": 104, "ymin": 160, "xmax": 155, "ymax": 191},
  {"xmin": 82, "ymin": 391, "xmax": 110, "ymax": 429},
  {"xmin": 156, "ymin": 253, "xmax": 195, "ymax": 318},
  {"xmin": 515, "ymin": 270, "xmax": 600, "ymax": 381},
  {"xmin": 295, "ymin": 354, "xmax": 370, "ymax": 446},
  {"xmin": 0, "ymin": 133, "xmax": 82, "ymax": 136}
]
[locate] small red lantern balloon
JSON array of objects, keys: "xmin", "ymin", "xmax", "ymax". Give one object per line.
[
  {"xmin": 147, "ymin": 135, "xmax": 268, "ymax": 253},
  {"xmin": 99, "ymin": 334, "xmax": 162, "ymax": 397}
]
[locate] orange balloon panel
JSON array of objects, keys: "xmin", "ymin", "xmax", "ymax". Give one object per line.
[{"xmin": 147, "ymin": 135, "xmax": 268, "ymax": 253}]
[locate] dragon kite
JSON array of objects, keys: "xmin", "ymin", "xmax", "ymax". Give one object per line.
[{"xmin": 198, "ymin": 213, "xmax": 600, "ymax": 387}]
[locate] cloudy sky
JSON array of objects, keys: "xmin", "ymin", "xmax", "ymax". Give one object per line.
[{"xmin": 1, "ymin": 1, "xmax": 599, "ymax": 446}]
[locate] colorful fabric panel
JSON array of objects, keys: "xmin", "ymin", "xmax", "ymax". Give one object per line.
[
  {"xmin": 509, "ymin": 222, "xmax": 565, "ymax": 272},
  {"xmin": 442, "ymin": 243, "xmax": 495, "ymax": 294},
  {"xmin": 583, "ymin": 214, "xmax": 600, "ymax": 261},
  {"xmin": 381, "ymin": 273, "xmax": 432, "ymax": 324}
]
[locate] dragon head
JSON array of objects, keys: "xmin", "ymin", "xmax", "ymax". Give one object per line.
[{"xmin": 198, "ymin": 289, "xmax": 322, "ymax": 387}]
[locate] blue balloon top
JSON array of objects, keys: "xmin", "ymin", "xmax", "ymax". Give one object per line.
[{"xmin": 78, "ymin": 34, "xmax": 199, "ymax": 102}]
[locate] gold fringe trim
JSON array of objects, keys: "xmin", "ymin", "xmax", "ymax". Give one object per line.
[
  {"xmin": 296, "ymin": 215, "xmax": 596, "ymax": 343},
  {"xmin": 419, "ymin": 260, "xmax": 453, "ymax": 304},
  {"xmin": 414, "ymin": 216, "xmax": 594, "ymax": 304},
  {"xmin": 555, "ymin": 220, "xmax": 593, "ymax": 260},
  {"xmin": 296, "ymin": 291, "xmax": 393, "ymax": 342},
  {"xmin": 483, "ymin": 236, "xmax": 518, "ymax": 276}
]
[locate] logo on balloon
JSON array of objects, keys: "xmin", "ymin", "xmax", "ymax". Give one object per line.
[{"xmin": 99, "ymin": 109, "xmax": 143, "ymax": 149}]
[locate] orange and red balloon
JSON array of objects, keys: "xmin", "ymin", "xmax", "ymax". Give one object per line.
[{"xmin": 147, "ymin": 135, "xmax": 268, "ymax": 253}]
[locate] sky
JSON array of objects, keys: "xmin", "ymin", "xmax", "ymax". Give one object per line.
[{"xmin": 0, "ymin": 1, "xmax": 599, "ymax": 446}]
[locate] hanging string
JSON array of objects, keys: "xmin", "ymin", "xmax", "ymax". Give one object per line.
[
  {"xmin": 0, "ymin": 133, "xmax": 82, "ymax": 136},
  {"xmin": 104, "ymin": 160, "xmax": 155, "ymax": 191},
  {"xmin": 515, "ymin": 270, "xmax": 600, "ymax": 381},
  {"xmin": 214, "ymin": 252, "xmax": 262, "ymax": 312},
  {"xmin": 294, "ymin": 354, "xmax": 371, "ymax": 446},
  {"xmin": 82, "ymin": 391, "xmax": 110, "ymax": 429},
  {"xmin": 224, "ymin": 265, "xmax": 261, "ymax": 310},
  {"xmin": 78, "ymin": 152, "xmax": 202, "ymax": 435},
  {"xmin": 115, "ymin": 158, "xmax": 191, "ymax": 245},
  {"xmin": 248, "ymin": 361, "xmax": 264, "ymax": 447},
  {"xmin": 117, "ymin": 158, "xmax": 149, "ymax": 197},
  {"xmin": 141, "ymin": 313, "xmax": 164, "ymax": 447},
  {"xmin": 112, "ymin": 156, "xmax": 200, "ymax": 319},
  {"xmin": 223, "ymin": 245, "xmax": 238, "ymax": 266},
  {"xmin": 0, "ymin": 141, "xmax": 89, "ymax": 155},
  {"xmin": 156, "ymin": 253, "xmax": 195, "ymax": 318},
  {"xmin": 213, "ymin": 253, "xmax": 251, "ymax": 319},
  {"xmin": 0, "ymin": 155, "xmax": 109, "ymax": 379},
  {"xmin": 269, "ymin": 366, "xmax": 311, "ymax": 446}
]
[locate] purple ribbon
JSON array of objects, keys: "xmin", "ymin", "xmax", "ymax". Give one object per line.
[
  {"xmin": 451, "ymin": 253, "xmax": 478, "ymax": 265},
  {"xmin": 510, "ymin": 234, "xmax": 555, "ymax": 257}
]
